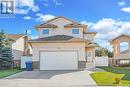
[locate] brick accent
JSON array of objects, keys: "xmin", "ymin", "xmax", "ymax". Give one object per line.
[
  {"xmin": 32, "ymin": 61, "xmax": 86, "ymax": 70},
  {"xmin": 78, "ymin": 61, "xmax": 86, "ymax": 69},
  {"xmin": 32, "ymin": 61, "xmax": 39, "ymax": 69}
]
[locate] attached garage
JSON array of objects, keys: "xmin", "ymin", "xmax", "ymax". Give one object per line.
[
  {"xmin": 40, "ymin": 51, "xmax": 78, "ymax": 70},
  {"xmin": 28, "ymin": 35, "xmax": 88, "ymax": 70}
]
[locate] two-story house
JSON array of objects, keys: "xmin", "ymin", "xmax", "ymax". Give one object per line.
[
  {"xmin": 7, "ymin": 34, "xmax": 32, "ymax": 67},
  {"xmin": 28, "ymin": 16, "xmax": 97, "ymax": 70}
]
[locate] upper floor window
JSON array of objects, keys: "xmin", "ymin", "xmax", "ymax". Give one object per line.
[
  {"xmin": 43, "ymin": 29, "xmax": 49, "ymax": 34},
  {"xmin": 72, "ymin": 29, "xmax": 79, "ymax": 34}
]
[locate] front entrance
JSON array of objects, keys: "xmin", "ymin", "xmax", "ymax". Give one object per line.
[{"xmin": 86, "ymin": 51, "xmax": 93, "ymax": 62}]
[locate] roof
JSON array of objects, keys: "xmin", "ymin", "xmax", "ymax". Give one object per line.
[
  {"xmin": 35, "ymin": 16, "xmax": 86, "ymax": 29},
  {"xmin": 44, "ymin": 16, "xmax": 79, "ymax": 24},
  {"xmin": 87, "ymin": 42, "xmax": 98, "ymax": 47},
  {"xmin": 27, "ymin": 35, "xmax": 90, "ymax": 43},
  {"xmin": 35, "ymin": 23, "xmax": 57, "ymax": 28},
  {"xmin": 64, "ymin": 22, "xmax": 87, "ymax": 28},
  {"xmin": 7, "ymin": 34, "xmax": 26, "ymax": 41},
  {"xmin": 110, "ymin": 34, "xmax": 130, "ymax": 42},
  {"xmin": 83, "ymin": 32, "xmax": 97, "ymax": 34}
]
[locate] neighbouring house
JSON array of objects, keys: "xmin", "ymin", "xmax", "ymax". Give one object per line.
[
  {"xmin": 27, "ymin": 16, "xmax": 97, "ymax": 70},
  {"xmin": 110, "ymin": 34, "xmax": 130, "ymax": 66},
  {"xmin": 7, "ymin": 34, "xmax": 32, "ymax": 67}
]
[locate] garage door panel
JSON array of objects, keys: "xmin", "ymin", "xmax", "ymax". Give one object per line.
[{"xmin": 40, "ymin": 51, "xmax": 78, "ymax": 70}]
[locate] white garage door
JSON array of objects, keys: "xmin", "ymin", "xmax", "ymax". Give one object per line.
[{"xmin": 40, "ymin": 51, "xmax": 78, "ymax": 70}]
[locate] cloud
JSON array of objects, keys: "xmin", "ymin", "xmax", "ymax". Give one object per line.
[
  {"xmin": 32, "ymin": 5, "xmax": 39, "ymax": 12},
  {"xmin": 52, "ymin": 0, "xmax": 63, "ymax": 6},
  {"xmin": 23, "ymin": 16, "xmax": 31, "ymax": 20},
  {"xmin": 118, "ymin": 1, "xmax": 126, "ymax": 6},
  {"xmin": 82, "ymin": 18, "xmax": 130, "ymax": 51},
  {"xmin": 121, "ymin": 7, "xmax": 130, "ymax": 13},
  {"xmin": 92, "ymin": 18, "xmax": 130, "ymax": 40},
  {"xmin": 81, "ymin": 21, "xmax": 95, "ymax": 31},
  {"xmin": 15, "ymin": 0, "xmax": 39, "ymax": 14},
  {"xmin": 55, "ymin": 2, "xmax": 63, "ymax": 6},
  {"xmin": 36, "ymin": 14, "xmax": 55, "ymax": 22},
  {"xmin": 92, "ymin": 18, "xmax": 121, "ymax": 33},
  {"xmin": 81, "ymin": 21, "xmax": 94, "ymax": 27},
  {"xmin": 15, "ymin": 9, "xmax": 29, "ymax": 14},
  {"xmin": 117, "ymin": 22, "xmax": 130, "ymax": 35}
]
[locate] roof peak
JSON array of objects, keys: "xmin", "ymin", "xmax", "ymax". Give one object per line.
[
  {"xmin": 111, "ymin": 34, "xmax": 130, "ymax": 41},
  {"xmin": 41, "ymin": 16, "xmax": 82, "ymax": 25}
]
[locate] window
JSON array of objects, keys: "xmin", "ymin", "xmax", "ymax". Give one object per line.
[
  {"xmin": 120, "ymin": 42, "xmax": 128, "ymax": 53},
  {"xmin": 72, "ymin": 29, "xmax": 79, "ymax": 34},
  {"xmin": 87, "ymin": 52, "xmax": 92, "ymax": 57},
  {"xmin": 43, "ymin": 29, "xmax": 49, "ymax": 34}
]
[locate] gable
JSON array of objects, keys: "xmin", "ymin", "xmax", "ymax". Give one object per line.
[
  {"xmin": 48, "ymin": 17, "xmax": 74, "ymax": 26},
  {"xmin": 112, "ymin": 35, "xmax": 130, "ymax": 41},
  {"xmin": 8, "ymin": 34, "xmax": 25, "ymax": 41},
  {"xmin": 35, "ymin": 16, "xmax": 87, "ymax": 30}
]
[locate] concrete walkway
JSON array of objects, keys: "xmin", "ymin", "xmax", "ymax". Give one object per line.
[{"xmin": 0, "ymin": 70, "xmax": 96, "ymax": 87}]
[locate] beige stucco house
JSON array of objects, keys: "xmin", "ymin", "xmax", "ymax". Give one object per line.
[
  {"xmin": 110, "ymin": 34, "xmax": 130, "ymax": 66},
  {"xmin": 28, "ymin": 16, "xmax": 97, "ymax": 70},
  {"xmin": 8, "ymin": 34, "xmax": 32, "ymax": 67}
]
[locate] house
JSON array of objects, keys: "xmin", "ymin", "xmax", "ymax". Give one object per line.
[
  {"xmin": 7, "ymin": 34, "xmax": 32, "ymax": 67},
  {"xmin": 28, "ymin": 16, "xmax": 97, "ymax": 70},
  {"xmin": 110, "ymin": 34, "xmax": 130, "ymax": 66}
]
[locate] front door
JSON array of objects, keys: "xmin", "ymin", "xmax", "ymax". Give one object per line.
[{"xmin": 86, "ymin": 51, "xmax": 93, "ymax": 62}]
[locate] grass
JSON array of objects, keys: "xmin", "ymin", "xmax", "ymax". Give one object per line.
[
  {"xmin": 91, "ymin": 67, "xmax": 130, "ymax": 86},
  {"xmin": 0, "ymin": 69, "xmax": 23, "ymax": 78},
  {"xmin": 99, "ymin": 67, "xmax": 130, "ymax": 80}
]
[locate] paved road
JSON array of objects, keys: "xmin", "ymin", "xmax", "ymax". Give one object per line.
[{"xmin": 0, "ymin": 70, "xmax": 96, "ymax": 87}]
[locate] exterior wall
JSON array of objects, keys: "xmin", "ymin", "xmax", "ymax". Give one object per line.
[
  {"xmin": 85, "ymin": 47, "xmax": 95, "ymax": 62},
  {"xmin": 39, "ymin": 18, "xmax": 84, "ymax": 38},
  {"xmin": 112, "ymin": 36, "xmax": 130, "ymax": 59},
  {"xmin": 12, "ymin": 37, "xmax": 24, "ymax": 60},
  {"xmin": 31, "ymin": 43, "xmax": 86, "ymax": 69},
  {"xmin": 32, "ymin": 43, "xmax": 86, "ymax": 61},
  {"xmin": 83, "ymin": 34, "xmax": 95, "ymax": 40}
]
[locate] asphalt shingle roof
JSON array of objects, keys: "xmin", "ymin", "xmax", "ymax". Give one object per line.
[
  {"xmin": 28, "ymin": 35, "xmax": 89, "ymax": 43},
  {"xmin": 7, "ymin": 34, "xmax": 25, "ymax": 41},
  {"xmin": 36, "ymin": 23, "xmax": 57, "ymax": 28}
]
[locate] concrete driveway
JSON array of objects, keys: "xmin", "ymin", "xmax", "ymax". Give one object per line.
[{"xmin": 0, "ymin": 70, "xmax": 96, "ymax": 87}]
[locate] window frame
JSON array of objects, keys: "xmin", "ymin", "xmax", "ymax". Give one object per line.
[
  {"xmin": 72, "ymin": 28, "xmax": 79, "ymax": 34},
  {"xmin": 42, "ymin": 29, "xmax": 49, "ymax": 35}
]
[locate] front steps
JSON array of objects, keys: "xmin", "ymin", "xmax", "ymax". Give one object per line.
[{"xmin": 86, "ymin": 62, "xmax": 95, "ymax": 70}]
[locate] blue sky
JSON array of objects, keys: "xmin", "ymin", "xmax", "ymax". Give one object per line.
[{"xmin": 1, "ymin": 0, "xmax": 130, "ymax": 51}]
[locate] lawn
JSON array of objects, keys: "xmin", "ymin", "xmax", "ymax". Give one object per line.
[
  {"xmin": 0, "ymin": 69, "xmax": 22, "ymax": 78},
  {"xmin": 91, "ymin": 67, "xmax": 130, "ymax": 86}
]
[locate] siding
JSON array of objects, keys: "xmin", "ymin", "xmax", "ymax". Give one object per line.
[
  {"xmin": 39, "ymin": 18, "xmax": 84, "ymax": 38},
  {"xmin": 12, "ymin": 37, "xmax": 24, "ymax": 60}
]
